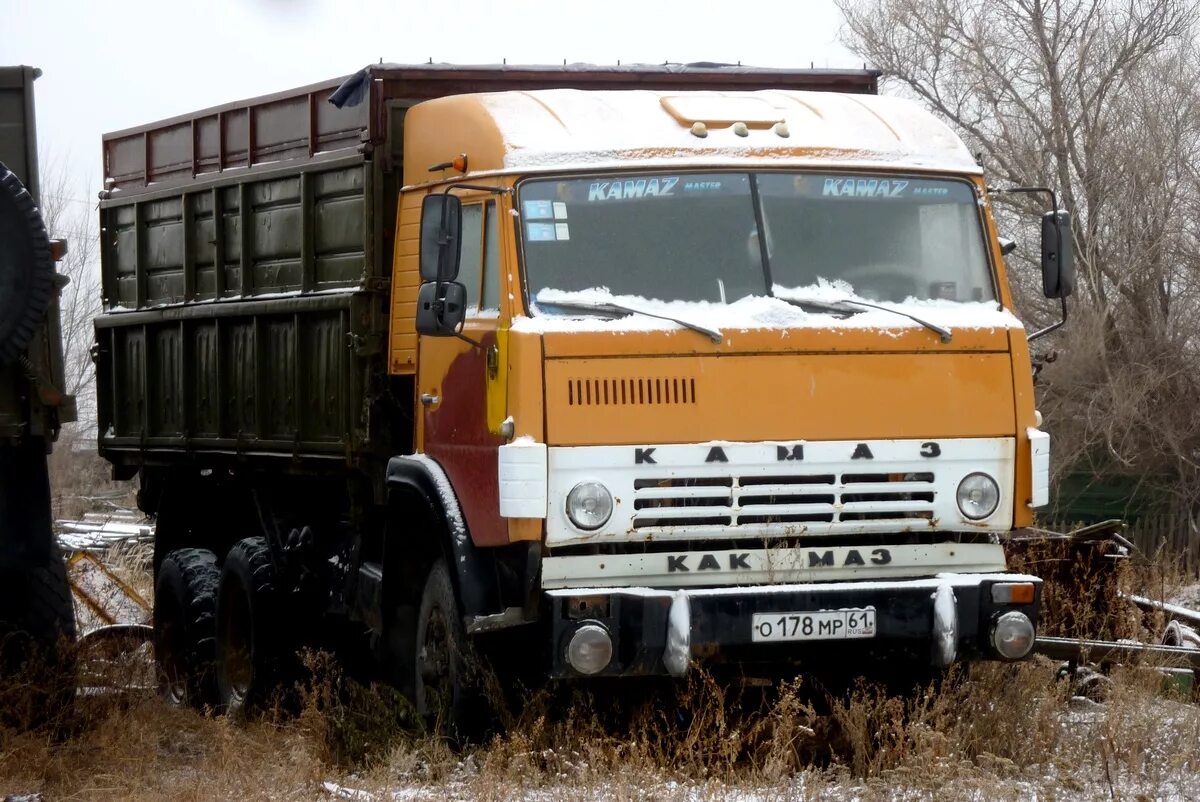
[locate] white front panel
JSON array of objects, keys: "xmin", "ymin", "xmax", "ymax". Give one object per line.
[
  {"xmin": 542, "ymin": 542, "xmax": 1008, "ymax": 589},
  {"xmin": 498, "ymin": 440, "xmax": 548, "ymax": 518},
  {"xmin": 1028, "ymin": 428, "xmax": 1050, "ymax": 508},
  {"xmin": 545, "ymin": 438, "xmax": 1016, "ymax": 546}
]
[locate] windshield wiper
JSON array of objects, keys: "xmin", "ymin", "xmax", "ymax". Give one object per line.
[
  {"xmin": 835, "ymin": 299, "xmax": 953, "ymax": 343},
  {"xmin": 775, "ymin": 295, "xmax": 952, "ymax": 343},
  {"xmin": 774, "ymin": 296, "xmax": 856, "ymax": 317},
  {"xmin": 534, "ymin": 298, "xmax": 723, "ymax": 343}
]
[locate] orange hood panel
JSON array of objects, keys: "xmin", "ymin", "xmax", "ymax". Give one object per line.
[{"xmin": 544, "ymin": 349, "xmax": 1016, "ymax": 446}]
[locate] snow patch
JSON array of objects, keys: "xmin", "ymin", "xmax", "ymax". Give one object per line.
[
  {"xmin": 932, "ymin": 581, "xmax": 959, "ymax": 666},
  {"xmin": 513, "ymin": 285, "xmax": 1020, "ymax": 337},
  {"xmin": 476, "ymin": 89, "xmax": 980, "ymax": 176},
  {"xmin": 404, "ymin": 454, "xmax": 468, "ymax": 546},
  {"xmin": 663, "ymin": 590, "xmax": 691, "ymax": 676}
]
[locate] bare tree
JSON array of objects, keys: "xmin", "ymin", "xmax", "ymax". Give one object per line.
[
  {"xmin": 37, "ymin": 153, "xmax": 100, "ymax": 427},
  {"xmin": 837, "ymin": 0, "xmax": 1200, "ymax": 519},
  {"xmin": 36, "ymin": 155, "xmax": 131, "ymax": 518}
]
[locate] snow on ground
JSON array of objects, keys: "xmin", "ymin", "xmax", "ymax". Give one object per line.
[
  {"xmin": 1168, "ymin": 580, "xmax": 1200, "ymax": 610},
  {"xmin": 55, "ymin": 509, "xmax": 154, "ymax": 553}
]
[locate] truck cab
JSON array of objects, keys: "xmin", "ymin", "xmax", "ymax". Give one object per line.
[{"xmin": 396, "ymin": 88, "xmax": 1048, "ymax": 677}]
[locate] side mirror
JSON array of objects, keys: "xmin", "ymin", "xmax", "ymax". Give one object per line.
[
  {"xmin": 419, "ymin": 194, "xmax": 462, "ymax": 282},
  {"xmin": 1041, "ymin": 210, "xmax": 1074, "ymax": 298},
  {"xmin": 416, "ymin": 281, "xmax": 468, "ymax": 336}
]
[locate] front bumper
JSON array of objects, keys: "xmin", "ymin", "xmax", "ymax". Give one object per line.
[{"xmin": 546, "ymin": 573, "xmax": 1040, "ymax": 678}]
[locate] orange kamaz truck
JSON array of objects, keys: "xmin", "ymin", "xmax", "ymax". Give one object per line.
[{"xmin": 94, "ymin": 63, "xmax": 1071, "ymax": 731}]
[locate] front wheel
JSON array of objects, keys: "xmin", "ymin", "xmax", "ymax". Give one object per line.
[
  {"xmin": 215, "ymin": 537, "xmax": 279, "ymax": 716},
  {"xmin": 415, "ymin": 559, "xmax": 488, "ymax": 743}
]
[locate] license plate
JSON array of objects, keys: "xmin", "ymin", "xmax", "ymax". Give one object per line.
[{"xmin": 751, "ymin": 608, "xmax": 877, "ymax": 642}]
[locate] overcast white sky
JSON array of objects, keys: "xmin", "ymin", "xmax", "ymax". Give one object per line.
[{"xmin": 1, "ymin": 0, "xmax": 861, "ymax": 207}]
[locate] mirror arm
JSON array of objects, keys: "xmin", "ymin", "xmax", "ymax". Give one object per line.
[
  {"xmin": 453, "ymin": 330, "xmax": 485, "ymax": 350},
  {"xmin": 987, "ymin": 185, "xmax": 1058, "ymax": 213},
  {"xmin": 441, "ymin": 182, "xmax": 514, "ymax": 196},
  {"xmin": 1027, "ymin": 295, "xmax": 1068, "ymax": 343}
]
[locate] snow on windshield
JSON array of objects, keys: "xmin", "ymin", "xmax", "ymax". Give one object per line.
[{"xmin": 513, "ymin": 284, "xmax": 1020, "ymax": 336}]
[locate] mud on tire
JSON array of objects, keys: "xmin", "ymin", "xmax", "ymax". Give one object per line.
[
  {"xmin": 0, "ymin": 160, "xmax": 55, "ymax": 365},
  {"xmin": 154, "ymin": 548, "xmax": 220, "ymax": 707}
]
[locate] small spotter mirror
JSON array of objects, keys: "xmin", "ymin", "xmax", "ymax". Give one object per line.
[{"xmin": 416, "ymin": 281, "xmax": 468, "ymax": 336}]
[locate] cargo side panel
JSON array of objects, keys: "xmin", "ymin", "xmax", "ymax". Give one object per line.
[{"xmin": 96, "ymin": 154, "xmax": 387, "ymax": 470}]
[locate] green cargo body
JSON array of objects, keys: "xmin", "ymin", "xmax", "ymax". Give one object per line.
[{"xmin": 94, "ymin": 63, "xmax": 880, "ymax": 485}]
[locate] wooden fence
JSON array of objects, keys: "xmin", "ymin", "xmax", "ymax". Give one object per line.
[{"xmin": 1043, "ymin": 515, "xmax": 1200, "ymax": 575}]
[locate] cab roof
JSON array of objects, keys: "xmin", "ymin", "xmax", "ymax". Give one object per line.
[{"xmin": 403, "ymin": 88, "xmax": 980, "ymax": 186}]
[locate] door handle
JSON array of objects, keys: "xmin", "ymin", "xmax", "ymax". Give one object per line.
[{"xmin": 420, "ymin": 393, "xmax": 441, "ymax": 406}]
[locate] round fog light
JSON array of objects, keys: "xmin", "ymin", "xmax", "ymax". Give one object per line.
[
  {"xmin": 992, "ymin": 611, "xmax": 1035, "ymax": 660},
  {"xmin": 567, "ymin": 623, "xmax": 613, "ymax": 675},
  {"xmin": 957, "ymin": 472, "xmax": 1000, "ymax": 520},
  {"xmin": 566, "ymin": 481, "xmax": 613, "ymax": 531}
]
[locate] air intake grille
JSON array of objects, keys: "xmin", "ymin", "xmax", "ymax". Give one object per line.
[
  {"xmin": 568, "ymin": 377, "xmax": 696, "ymax": 406},
  {"xmin": 631, "ymin": 472, "xmax": 936, "ymax": 529}
]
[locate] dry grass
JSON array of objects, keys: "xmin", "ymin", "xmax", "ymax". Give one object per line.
[
  {"xmin": 6, "ymin": 545, "xmax": 1198, "ymax": 800},
  {"xmin": 3, "ymin": 653, "xmax": 1200, "ymax": 801}
]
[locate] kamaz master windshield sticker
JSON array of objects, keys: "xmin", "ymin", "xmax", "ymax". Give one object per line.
[
  {"xmin": 587, "ymin": 176, "xmax": 680, "ymax": 201},
  {"xmin": 822, "ymin": 178, "xmax": 910, "ymax": 198}
]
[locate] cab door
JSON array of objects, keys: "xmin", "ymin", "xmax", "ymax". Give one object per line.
[{"xmin": 416, "ymin": 199, "xmax": 508, "ymax": 546}]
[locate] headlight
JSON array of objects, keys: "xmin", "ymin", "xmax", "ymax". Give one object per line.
[
  {"xmin": 991, "ymin": 611, "xmax": 1035, "ymax": 660},
  {"xmin": 567, "ymin": 623, "xmax": 613, "ymax": 674},
  {"xmin": 956, "ymin": 472, "xmax": 1000, "ymax": 520},
  {"xmin": 566, "ymin": 481, "xmax": 613, "ymax": 530}
]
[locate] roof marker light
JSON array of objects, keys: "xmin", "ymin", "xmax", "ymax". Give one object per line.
[
  {"xmin": 732, "ymin": 121, "xmax": 749, "ymax": 137},
  {"xmin": 428, "ymin": 153, "xmax": 469, "ymax": 173},
  {"xmin": 690, "ymin": 121, "xmax": 708, "ymax": 138},
  {"xmin": 773, "ymin": 121, "xmax": 790, "ymax": 138}
]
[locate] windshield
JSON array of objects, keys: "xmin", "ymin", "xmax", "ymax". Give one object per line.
[{"xmin": 518, "ymin": 171, "xmax": 994, "ymax": 309}]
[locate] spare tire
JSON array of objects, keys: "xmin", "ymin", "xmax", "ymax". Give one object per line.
[{"xmin": 0, "ymin": 160, "xmax": 54, "ymax": 365}]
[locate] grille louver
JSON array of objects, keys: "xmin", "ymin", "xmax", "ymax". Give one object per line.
[
  {"xmin": 631, "ymin": 472, "xmax": 936, "ymax": 529},
  {"xmin": 567, "ymin": 377, "xmax": 697, "ymax": 406}
]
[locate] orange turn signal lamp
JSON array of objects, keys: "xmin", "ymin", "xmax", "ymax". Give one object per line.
[
  {"xmin": 428, "ymin": 153, "xmax": 469, "ymax": 173},
  {"xmin": 991, "ymin": 582, "xmax": 1036, "ymax": 604}
]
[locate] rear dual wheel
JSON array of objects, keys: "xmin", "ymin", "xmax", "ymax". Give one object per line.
[
  {"xmin": 154, "ymin": 548, "xmax": 220, "ymax": 707},
  {"xmin": 215, "ymin": 537, "xmax": 280, "ymax": 715}
]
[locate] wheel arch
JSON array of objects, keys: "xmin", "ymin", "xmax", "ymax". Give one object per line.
[{"xmin": 383, "ymin": 454, "xmax": 502, "ymax": 622}]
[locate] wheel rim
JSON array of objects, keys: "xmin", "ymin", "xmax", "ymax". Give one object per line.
[
  {"xmin": 222, "ymin": 582, "xmax": 254, "ymax": 703},
  {"xmin": 418, "ymin": 605, "xmax": 452, "ymax": 719}
]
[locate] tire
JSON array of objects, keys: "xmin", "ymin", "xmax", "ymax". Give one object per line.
[
  {"xmin": 0, "ymin": 550, "xmax": 77, "ymax": 726},
  {"xmin": 415, "ymin": 559, "xmax": 487, "ymax": 743},
  {"xmin": 215, "ymin": 537, "xmax": 279, "ymax": 715},
  {"xmin": 0, "ymin": 160, "xmax": 54, "ymax": 365},
  {"xmin": 154, "ymin": 548, "xmax": 220, "ymax": 707}
]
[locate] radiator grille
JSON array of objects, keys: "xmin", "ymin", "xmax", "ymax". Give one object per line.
[
  {"xmin": 567, "ymin": 377, "xmax": 696, "ymax": 406},
  {"xmin": 631, "ymin": 472, "xmax": 936, "ymax": 529}
]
